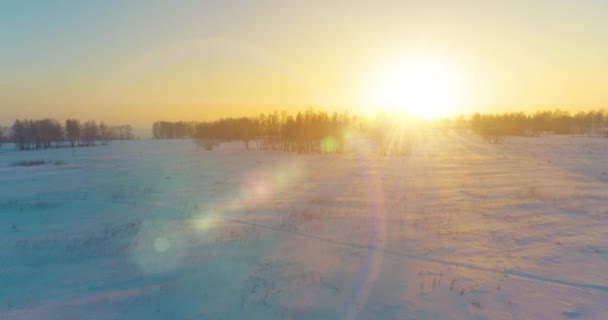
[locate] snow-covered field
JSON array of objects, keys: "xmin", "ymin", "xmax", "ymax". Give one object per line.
[{"xmin": 1, "ymin": 134, "xmax": 607, "ymax": 319}]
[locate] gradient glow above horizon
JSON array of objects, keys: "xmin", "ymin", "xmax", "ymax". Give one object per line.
[{"xmin": 2, "ymin": 1, "xmax": 608, "ymax": 126}]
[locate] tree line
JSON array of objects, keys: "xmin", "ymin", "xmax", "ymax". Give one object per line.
[
  {"xmin": 0, "ymin": 119, "xmax": 134, "ymax": 150},
  {"xmin": 152, "ymin": 108, "xmax": 608, "ymax": 152},
  {"xmin": 152, "ymin": 121, "xmax": 197, "ymax": 139},
  {"xmin": 153, "ymin": 110, "xmax": 366, "ymax": 154},
  {"xmin": 153, "ymin": 110, "xmax": 418, "ymax": 157},
  {"xmin": 440, "ymin": 109, "xmax": 608, "ymax": 143}
]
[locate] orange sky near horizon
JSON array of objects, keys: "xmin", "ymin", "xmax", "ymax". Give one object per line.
[{"xmin": 2, "ymin": 1, "xmax": 608, "ymax": 127}]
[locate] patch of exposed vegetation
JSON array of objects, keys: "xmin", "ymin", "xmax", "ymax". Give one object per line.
[{"xmin": 10, "ymin": 160, "xmax": 65, "ymax": 167}]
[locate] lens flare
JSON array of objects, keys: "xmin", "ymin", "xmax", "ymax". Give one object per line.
[
  {"xmin": 240, "ymin": 171, "xmax": 273, "ymax": 204},
  {"xmin": 339, "ymin": 137, "xmax": 387, "ymax": 320},
  {"xmin": 192, "ymin": 213, "xmax": 221, "ymax": 231},
  {"xmin": 154, "ymin": 237, "xmax": 170, "ymax": 252},
  {"xmin": 130, "ymin": 221, "xmax": 187, "ymax": 274},
  {"xmin": 321, "ymin": 136, "xmax": 338, "ymax": 153},
  {"xmin": 189, "ymin": 162, "xmax": 302, "ymax": 230}
]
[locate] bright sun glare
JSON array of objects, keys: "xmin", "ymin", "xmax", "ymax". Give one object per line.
[{"xmin": 370, "ymin": 58, "xmax": 465, "ymax": 119}]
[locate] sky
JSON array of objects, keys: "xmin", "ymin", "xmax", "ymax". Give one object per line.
[{"xmin": 2, "ymin": 0, "xmax": 608, "ymax": 126}]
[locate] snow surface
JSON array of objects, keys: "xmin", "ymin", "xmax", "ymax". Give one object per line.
[{"xmin": 1, "ymin": 135, "xmax": 607, "ymax": 319}]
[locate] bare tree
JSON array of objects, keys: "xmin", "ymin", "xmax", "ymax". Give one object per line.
[
  {"xmin": 0, "ymin": 125, "xmax": 5, "ymax": 148},
  {"xmin": 65, "ymin": 119, "xmax": 81, "ymax": 147},
  {"xmin": 116, "ymin": 125, "xmax": 134, "ymax": 140},
  {"xmin": 82, "ymin": 120, "xmax": 98, "ymax": 146},
  {"xmin": 11, "ymin": 120, "xmax": 26, "ymax": 150},
  {"xmin": 98, "ymin": 122, "xmax": 110, "ymax": 145}
]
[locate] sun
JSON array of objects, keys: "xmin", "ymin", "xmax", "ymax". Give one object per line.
[{"xmin": 369, "ymin": 58, "xmax": 465, "ymax": 119}]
